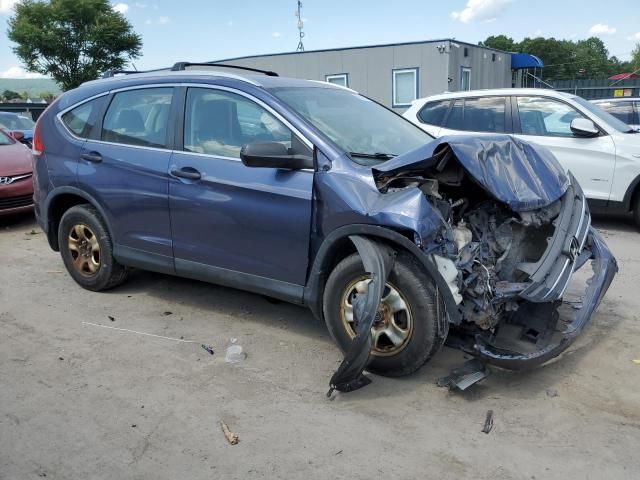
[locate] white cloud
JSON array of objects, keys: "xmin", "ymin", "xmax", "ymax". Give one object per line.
[
  {"xmin": 627, "ymin": 32, "xmax": 640, "ymax": 41},
  {"xmin": 112, "ymin": 2, "xmax": 129, "ymax": 14},
  {"xmin": 450, "ymin": 0, "xmax": 512, "ymax": 24},
  {"xmin": 589, "ymin": 23, "xmax": 616, "ymax": 35},
  {"xmin": 145, "ymin": 16, "xmax": 169, "ymax": 25},
  {"xmin": 0, "ymin": 0, "xmax": 18, "ymax": 14},
  {"xmin": 533, "ymin": 29, "xmax": 543, "ymax": 37},
  {"xmin": 272, "ymin": 32, "xmax": 281, "ymax": 38},
  {"xmin": 226, "ymin": 20, "xmax": 233, "ymax": 27},
  {"xmin": 158, "ymin": 15, "xmax": 169, "ymax": 24},
  {"xmin": 0, "ymin": 66, "xmax": 45, "ymax": 79}
]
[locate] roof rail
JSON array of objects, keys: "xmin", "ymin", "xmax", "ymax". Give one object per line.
[
  {"xmin": 170, "ymin": 62, "xmax": 279, "ymax": 77},
  {"xmin": 101, "ymin": 67, "xmax": 171, "ymax": 79}
]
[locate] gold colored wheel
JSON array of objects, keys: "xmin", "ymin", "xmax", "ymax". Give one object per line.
[
  {"xmin": 339, "ymin": 275, "xmax": 414, "ymax": 357},
  {"xmin": 67, "ymin": 224, "xmax": 101, "ymax": 276}
]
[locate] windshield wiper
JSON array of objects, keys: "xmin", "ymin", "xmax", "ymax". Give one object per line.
[{"xmin": 349, "ymin": 152, "xmax": 397, "ymax": 160}]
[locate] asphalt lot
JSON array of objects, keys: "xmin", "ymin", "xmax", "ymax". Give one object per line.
[{"xmin": 1, "ymin": 212, "xmax": 639, "ymax": 480}]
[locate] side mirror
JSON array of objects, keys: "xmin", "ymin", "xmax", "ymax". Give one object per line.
[
  {"xmin": 570, "ymin": 118, "xmax": 599, "ymax": 137},
  {"xmin": 240, "ymin": 142, "xmax": 314, "ymax": 170}
]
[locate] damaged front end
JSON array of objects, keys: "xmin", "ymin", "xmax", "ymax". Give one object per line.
[{"xmin": 371, "ymin": 136, "xmax": 618, "ymax": 371}]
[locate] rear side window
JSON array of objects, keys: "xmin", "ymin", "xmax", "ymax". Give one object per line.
[
  {"xmin": 444, "ymin": 97, "xmax": 507, "ymax": 133},
  {"xmin": 417, "ymin": 100, "xmax": 450, "ymax": 126},
  {"xmin": 61, "ymin": 96, "xmax": 106, "ymax": 138},
  {"xmin": 595, "ymin": 101, "xmax": 636, "ymax": 125},
  {"xmin": 102, "ymin": 88, "xmax": 173, "ymax": 148}
]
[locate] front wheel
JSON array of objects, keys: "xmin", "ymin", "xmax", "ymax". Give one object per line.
[
  {"xmin": 58, "ymin": 204, "xmax": 128, "ymax": 291},
  {"xmin": 323, "ymin": 251, "xmax": 447, "ymax": 377},
  {"xmin": 633, "ymin": 194, "xmax": 640, "ymax": 231}
]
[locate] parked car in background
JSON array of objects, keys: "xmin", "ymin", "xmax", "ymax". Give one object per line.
[
  {"xmin": 0, "ymin": 111, "xmax": 36, "ymax": 147},
  {"xmin": 32, "ymin": 67, "xmax": 616, "ymax": 392},
  {"xmin": 0, "ymin": 128, "xmax": 34, "ymax": 216},
  {"xmin": 404, "ymin": 88, "xmax": 640, "ymax": 228},
  {"xmin": 591, "ymin": 98, "xmax": 640, "ymax": 131}
]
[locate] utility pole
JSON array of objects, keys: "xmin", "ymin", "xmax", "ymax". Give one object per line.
[{"xmin": 295, "ymin": 1, "xmax": 305, "ymax": 52}]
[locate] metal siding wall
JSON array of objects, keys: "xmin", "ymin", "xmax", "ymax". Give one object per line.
[{"xmin": 218, "ymin": 42, "xmax": 509, "ymax": 110}]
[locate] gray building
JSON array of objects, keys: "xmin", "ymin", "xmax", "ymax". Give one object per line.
[{"xmin": 214, "ymin": 39, "xmax": 513, "ymax": 111}]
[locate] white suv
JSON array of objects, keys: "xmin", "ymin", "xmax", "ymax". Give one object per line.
[{"xmin": 403, "ymin": 88, "xmax": 640, "ymax": 228}]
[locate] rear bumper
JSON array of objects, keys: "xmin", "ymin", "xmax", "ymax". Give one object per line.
[{"xmin": 475, "ymin": 227, "xmax": 617, "ymax": 370}]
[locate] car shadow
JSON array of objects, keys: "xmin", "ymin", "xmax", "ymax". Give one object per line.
[
  {"xmin": 0, "ymin": 211, "xmax": 35, "ymax": 230},
  {"xmin": 592, "ymin": 212, "xmax": 636, "ymax": 232}
]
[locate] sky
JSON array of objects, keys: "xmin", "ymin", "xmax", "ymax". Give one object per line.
[{"xmin": 1, "ymin": 0, "xmax": 639, "ymax": 78}]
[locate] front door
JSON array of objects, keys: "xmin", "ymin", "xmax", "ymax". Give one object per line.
[
  {"xmin": 512, "ymin": 95, "xmax": 617, "ymax": 202},
  {"xmin": 168, "ymin": 86, "xmax": 314, "ymax": 295}
]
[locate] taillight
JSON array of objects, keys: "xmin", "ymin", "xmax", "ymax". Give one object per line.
[{"xmin": 32, "ymin": 119, "xmax": 44, "ymax": 157}]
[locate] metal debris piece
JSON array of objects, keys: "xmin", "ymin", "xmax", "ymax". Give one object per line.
[
  {"xmin": 108, "ymin": 316, "xmax": 115, "ymax": 322},
  {"xmin": 481, "ymin": 410, "xmax": 494, "ymax": 434},
  {"xmin": 546, "ymin": 388, "xmax": 559, "ymax": 397},
  {"xmin": 201, "ymin": 344, "xmax": 215, "ymax": 355},
  {"xmin": 221, "ymin": 420, "xmax": 238, "ymax": 445},
  {"xmin": 327, "ymin": 236, "xmax": 395, "ymax": 397},
  {"xmin": 437, "ymin": 358, "xmax": 488, "ymax": 391}
]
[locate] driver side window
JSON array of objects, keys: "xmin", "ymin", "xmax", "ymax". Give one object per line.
[
  {"xmin": 516, "ymin": 96, "xmax": 586, "ymax": 137},
  {"xmin": 183, "ymin": 88, "xmax": 299, "ymax": 158}
]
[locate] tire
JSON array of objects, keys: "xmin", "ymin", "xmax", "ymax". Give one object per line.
[
  {"xmin": 58, "ymin": 204, "xmax": 128, "ymax": 291},
  {"xmin": 323, "ymin": 250, "xmax": 447, "ymax": 377}
]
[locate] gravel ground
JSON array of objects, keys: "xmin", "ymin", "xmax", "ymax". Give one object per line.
[{"xmin": 1, "ymin": 212, "xmax": 639, "ymax": 480}]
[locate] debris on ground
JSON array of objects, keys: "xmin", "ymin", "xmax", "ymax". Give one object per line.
[
  {"xmin": 481, "ymin": 410, "xmax": 494, "ymax": 434},
  {"xmin": 220, "ymin": 420, "xmax": 238, "ymax": 445},
  {"xmin": 632, "ymin": 358, "xmax": 640, "ymax": 365},
  {"xmin": 225, "ymin": 338, "xmax": 246, "ymax": 363},
  {"xmin": 163, "ymin": 311, "xmax": 173, "ymax": 316},
  {"xmin": 437, "ymin": 359, "xmax": 489, "ymax": 391},
  {"xmin": 108, "ymin": 316, "xmax": 115, "ymax": 322},
  {"xmin": 546, "ymin": 388, "xmax": 559, "ymax": 397},
  {"xmin": 131, "ymin": 424, "xmax": 137, "ymax": 428},
  {"xmin": 28, "ymin": 229, "xmax": 40, "ymax": 235},
  {"xmin": 201, "ymin": 344, "xmax": 215, "ymax": 355},
  {"xmin": 58, "ymin": 357, "xmax": 64, "ymax": 361}
]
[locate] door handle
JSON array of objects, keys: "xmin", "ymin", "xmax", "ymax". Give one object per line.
[
  {"xmin": 170, "ymin": 168, "xmax": 202, "ymax": 180},
  {"xmin": 81, "ymin": 151, "xmax": 103, "ymax": 163}
]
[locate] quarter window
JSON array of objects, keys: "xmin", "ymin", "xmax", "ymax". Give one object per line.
[
  {"xmin": 61, "ymin": 96, "xmax": 107, "ymax": 138},
  {"xmin": 392, "ymin": 68, "xmax": 418, "ymax": 107},
  {"xmin": 102, "ymin": 88, "xmax": 173, "ymax": 148},
  {"xmin": 418, "ymin": 100, "xmax": 450, "ymax": 126},
  {"xmin": 516, "ymin": 96, "xmax": 586, "ymax": 137},
  {"xmin": 183, "ymin": 88, "xmax": 306, "ymax": 159},
  {"xmin": 326, "ymin": 74, "xmax": 348, "ymax": 88},
  {"xmin": 444, "ymin": 97, "xmax": 507, "ymax": 133}
]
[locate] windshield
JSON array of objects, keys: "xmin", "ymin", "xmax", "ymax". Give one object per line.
[
  {"xmin": 268, "ymin": 86, "xmax": 433, "ymax": 164},
  {"xmin": 572, "ymin": 96, "xmax": 636, "ymax": 133},
  {"xmin": 0, "ymin": 114, "xmax": 35, "ymax": 130}
]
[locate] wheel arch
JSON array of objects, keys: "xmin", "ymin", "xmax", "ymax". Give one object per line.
[
  {"xmin": 622, "ymin": 173, "xmax": 640, "ymax": 212},
  {"xmin": 44, "ymin": 187, "xmax": 115, "ymax": 251},
  {"xmin": 304, "ymin": 224, "xmax": 461, "ymax": 326}
]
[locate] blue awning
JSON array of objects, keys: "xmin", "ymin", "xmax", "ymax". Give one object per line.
[{"xmin": 511, "ymin": 53, "xmax": 544, "ymax": 69}]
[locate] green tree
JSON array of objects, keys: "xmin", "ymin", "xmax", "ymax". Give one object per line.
[
  {"xmin": 1, "ymin": 90, "xmax": 22, "ymax": 101},
  {"xmin": 8, "ymin": 0, "xmax": 142, "ymax": 91},
  {"xmin": 632, "ymin": 43, "xmax": 640, "ymax": 68},
  {"xmin": 479, "ymin": 35, "xmax": 517, "ymax": 52}
]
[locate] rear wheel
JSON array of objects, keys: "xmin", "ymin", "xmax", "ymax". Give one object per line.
[
  {"xmin": 58, "ymin": 204, "xmax": 128, "ymax": 291},
  {"xmin": 633, "ymin": 193, "xmax": 640, "ymax": 231},
  {"xmin": 323, "ymin": 251, "xmax": 447, "ymax": 377}
]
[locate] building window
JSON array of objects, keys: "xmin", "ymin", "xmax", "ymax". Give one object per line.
[
  {"xmin": 461, "ymin": 67, "xmax": 471, "ymax": 91},
  {"xmin": 326, "ymin": 74, "xmax": 348, "ymax": 88},
  {"xmin": 392, "ymin": 68, "xmax": 419, "ymax": 107}
]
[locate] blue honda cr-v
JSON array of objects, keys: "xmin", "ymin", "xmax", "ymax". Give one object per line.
[{"xmin": 33, "ymin": 63, "xmax": 617, "ymax": 393}]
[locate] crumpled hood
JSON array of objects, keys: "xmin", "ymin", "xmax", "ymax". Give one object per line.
[{"xmin": 373, "ymin": 135, "xmax": 570, "ymax": 211}]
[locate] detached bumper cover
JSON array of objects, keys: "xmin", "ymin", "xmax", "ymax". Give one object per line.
[{"xmin": 475, "ymin": 227, "xmax": 617, "ymax": 370}]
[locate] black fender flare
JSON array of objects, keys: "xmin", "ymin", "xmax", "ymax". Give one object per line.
[
  {"xmin": 42, "ymin": 186, "xmax": 116, "ymax": 250},
  {"xmin": 622, "ymin": 173, "xmax": 640, "ymax": 211},
  {"xmin": 304, "ymin": 224, "xmax": 461, "ymax": 327}
]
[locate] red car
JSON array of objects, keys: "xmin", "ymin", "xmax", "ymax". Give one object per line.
[{"xmin": 0, "ymin": 128, "xmax": 34, "ymax": 217}]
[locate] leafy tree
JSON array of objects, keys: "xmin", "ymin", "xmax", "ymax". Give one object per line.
[
  {"xmin": 8, "ymin": 0, "xmax": 142, "ymax": 91},
  {"xmin": 632, "ymin": 43, "xmax": 640, "ymax": 69},
  {"xmin": 1, "ymin": 90, "xmax": 22, "ymax": 101},
  {"xmin": 480, "ymin": 35, "xmax": 517, "ymax": 52}
]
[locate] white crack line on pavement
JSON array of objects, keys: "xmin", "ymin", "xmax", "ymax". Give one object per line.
[{"xmin": 81, "ymin": 321, "xmax": 201, "ymax": 344}]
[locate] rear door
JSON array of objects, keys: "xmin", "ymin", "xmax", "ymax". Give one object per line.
[
  {"xmin": 78, "ymin": 86, "xmax": 175, "ymax": 270},
  {"xmin": 438, "ymin": 96, "xmax": 511, "ymax": 136},
  {"xmin": 512, "ymin": 95, "xmax": 616, "ymax": 202},
  {"xmin": 168, "ymin": 86, "xmax": 314, "ymax": 293}
]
